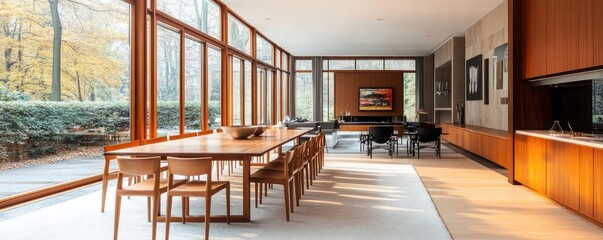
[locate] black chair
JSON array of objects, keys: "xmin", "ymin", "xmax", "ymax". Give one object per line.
[
  {"xmin": 367, "ymin": 126, "xmax": 395, "ymax": 159},
  {"xmin": 413, "ymin": 127, "xmax": 442, "ymax": 159}
]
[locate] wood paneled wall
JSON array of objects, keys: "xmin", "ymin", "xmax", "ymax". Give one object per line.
[
  {"xmin": 465, "ymin": 1, "xmax": 509, "ymax": 131},
  {"xmin": 334, "ymin": 72, "xmax": 404, "ymax": 117}
]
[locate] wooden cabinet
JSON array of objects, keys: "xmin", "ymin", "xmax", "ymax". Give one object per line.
[
  {"xmin": 594, "ymin": 149, "xmax": 603, "ymax": 222},
  {"xmin": 579, "ymin": 146, "xmax": 594, "ymax": 218},
  {"xmin": 522, "ymin": 0, "xmax": 597, "ymax": 79},
  {"xmin": 522, "ymin": 0, "xmax": 548, "ymax": 79},
  {"xmin": 515, "ymin": 133, "xmax": 600, "ymax": 222},
  {"xmin": 546, "ymin": 140, "xmax": 580, "ymax": 211},
  {"xmin": 514, "ymin": 134, "xmax": 547, "ymax": 194},
  {"xmin": 546, "ymin": 0, "xmax": 593, "ymax": 74},
  {"xmin": 594, "ymin": 0, "xmax": 603, "ymax": 66},
  {"xmin": 441, "ymin": 124, "xmax": 509, "ymax": 169}
]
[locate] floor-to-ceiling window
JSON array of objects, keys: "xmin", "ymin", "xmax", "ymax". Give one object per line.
[
  {"xmin": 230, "ymin": 57, "xmax": 243, "ymax": 125},
  {"xmin": 184, "ymin": 37, "xmax": 203, "ymax": 131},
  {"xmin": 0, "ymin": 0, "xmax": 294, "ymax": 204},
  {"xmin": 207, "ymin": 46, "xmax": 222, "ymax": 129},
  {"xmin": 156, "ymin": 25, "xmax": 181, "ymax": 136},
  {"xmin": 320, "ymin": 58, "xmax": 417, "ymax": 121},
  {"xmin": 295, "ymin": 59, "xmax": 313, "ymax": 120},
  {"xmin": 0, "ymin": 0, "xmax": 131, "ymax": 196}
]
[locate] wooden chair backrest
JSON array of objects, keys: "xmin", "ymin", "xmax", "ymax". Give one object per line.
[
  {"xmin": 104, "ymin": 140, "xmax": 141, "ymax": 161},
  {"xmin": 285, "ymin": 147, "xmax": 297, "ymax": 178},
  {"xmin": 169, "ymin": 132, "xmax": 197, "ymax": 141},
  {"xmin": 116, "ymin": 156, "xmax": 161, "ymax": 177},
  {"xmin": 167, "ymin": 157, "xmax": 213, "ymax": 177},
  {"xmin": 142, "ymin": 136, "xmax": 168, "ymax": 145},
  {"xmin": 196, "ymin": 130, "xmax": 214, "ymax": 136}
]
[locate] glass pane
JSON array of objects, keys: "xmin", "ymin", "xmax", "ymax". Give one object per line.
[
  {"xmin": 404, "ymin": 73, "xmax": 417, "ymax": 121},
  {"xmin": 0, "ymin": 0, "xmax": 131, "ymax": 196},
  {"xmin": 231, "ymin": 57, "xmax": 242, "ymax": 125},
  {"xmin": 256, "ymin": 35, "xmax": 273, "ymax": 65},
  {"xmin": 208, "ymin": 46, "xmax": 222, "ymax": 129},
  {"xmin": 282, "ymin": 52, "xmax": 289, "ymax": 71},
  {"xmin": 323, "ymin": 59, "xmax": 329, "ymax": 70},
  {"xmin": 244, "ymin": 61, "xmax": 252, "ymax": 125},
  {"xmin": 185, "ymin": 38, "xmax": 203, "ymax": 131},
  {"xmin": 276, "ymin": 49, "xmax": 281, "ymax": 69},
  {"xmin": 385, "ymin": 59, "xmax": 416, "ymax": 70},
  {"xmin": 266, "ymin": 71, "xmax": 273, "ymax": 125},
  {"xmin": 282, "ymin": 72, "xmax": 289, "ymax": 116},
  {"xmin": 322, "ymin": 72, "xmax": 334, "ymax": 121},
  {"xmin": 356, "ymin": 59, "xmax": 384, "ymax": 70},
  {"xmin": 157, "ymin": 25, "xmax": 181, "ymax": 137},
  {"xmin": 228, "ymin": 14, "xmax": 251, "ymax": 55},
  {"xmin": 328, "ymin": 60, "xmax": 355, "ymax": 70},
  {"xmin": 295, "ymin": 72, "xmax": 313, "ymax": 120},
  {"xmin": 296, "ymin": 60, "xmax": 312, "ymax": 71},
  {"xmin": 158, "ymin": 0, "xmax": 221, "ymax": 40},
  {"xmin": 276, "ymin": 71, "xmax": 281, "ymax": 122},
  {"xmin": 257, "ymin": 69, "xmax": 265, "ymax": 124}
]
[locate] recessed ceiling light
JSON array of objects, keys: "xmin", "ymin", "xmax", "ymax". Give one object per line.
[
  {"xmin": 376, "ymin": 18, "xmax": 385, "ymax": 21},
  {"xmin": 265, "ymin": 17, "xmax": 271, "ymax": 20}
]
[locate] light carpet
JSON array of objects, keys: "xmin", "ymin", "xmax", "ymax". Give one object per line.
[{"xmin": 0, "ymin": 155, "xmax": 450, "ymax": 240}]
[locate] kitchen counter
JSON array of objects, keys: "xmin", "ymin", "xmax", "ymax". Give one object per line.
[{"xmin": 516, "ymin": 130, "xmax": 603, "ymax": 149}]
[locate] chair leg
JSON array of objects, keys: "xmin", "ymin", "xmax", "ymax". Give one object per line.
[
  {"xmin": 147, "ymin": 197, "xmax": 151, "ymax": 222},
  {"xmin": 204, "ymin": 195, "xmax": 211, "ymax": 240},
  {"xmin": 289, "ymin": 181, "xmax": 295, "ymax": 213},
  {"xmin": 113, "ymin": 194, "xmax": 122, "ymax": 240},
  {"xmin": 226, "ymin": 184, "xmax": 231, "ymax": 224},
  {"xmin": 165, "ymin": 195, "xmax": 173, "ymax": 240},
  {"xmin": 152, "ymin": 194, "xmax": 159, "ymax": 240},
  {"xmin": 283, "ymin": 182, "xmax": 290, "ymax": 221},
  {"xmin": 254, "ymin": 182, "xmax": 258, "ymax": 208}
]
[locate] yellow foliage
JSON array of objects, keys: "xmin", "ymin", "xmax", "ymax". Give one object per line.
[{"xmin": 0, "ymin": 0, "xmax": 130, "ymax": 101}]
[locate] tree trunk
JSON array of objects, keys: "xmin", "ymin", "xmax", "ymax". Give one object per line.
[
  {"xmin": 49, "ymin": 0, "xmax": 62, "ymax": 101},
  {"xmin": 76, "ymin": 71, "xmax": 83, "ymax": 102}
]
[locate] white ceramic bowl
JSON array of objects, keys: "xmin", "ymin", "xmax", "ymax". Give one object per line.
[
  {"xmin": 221, "ymin": 126, "xmax": 257, "ymax": 139},
  {"xmin": 253, "ymin": 125, "xmax": 268, "ymax": 136}
]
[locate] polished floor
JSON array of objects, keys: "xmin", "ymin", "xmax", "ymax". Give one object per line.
[{"xmin": 1, "ymin": 143, "xmax": 602, "ymax": 239}]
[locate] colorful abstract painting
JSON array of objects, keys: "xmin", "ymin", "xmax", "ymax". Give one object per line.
[{"xmin": 359, "ymin": 88, "xmax": 393, "ymax": 111}]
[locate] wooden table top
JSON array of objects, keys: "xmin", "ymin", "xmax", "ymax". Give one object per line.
[{"xmin": 104, "ymin": 128, "xmax": 308, "ymax": 157}]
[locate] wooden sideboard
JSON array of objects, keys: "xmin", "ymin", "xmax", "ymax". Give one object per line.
[
  {"xmin": 515, "ymin": 131, "xmax": 603, "ymax": 224},
  {"xmin": 441, "ymin": 123, "xmax": 510, "ymax": 169}
]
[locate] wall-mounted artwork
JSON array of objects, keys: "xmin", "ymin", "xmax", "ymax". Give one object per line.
[
  {"xmin": 358, "ymin": 88, "xmax": 393, "ymax": 111},
  {"xmin": 493, "ymin": 43, "xmax": 508, "ymax": 90},
  {"xmin": 484, "ymin": 58, "xmax": 489, "ymax": 105},
  {"xmin": 466, "ymin": 54, "xmax": 482, "ymax": 101}
]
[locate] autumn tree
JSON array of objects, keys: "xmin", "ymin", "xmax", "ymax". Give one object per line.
[{"xmin": 0, "ymin": 0, "xmax": 129, "ymax": 102}]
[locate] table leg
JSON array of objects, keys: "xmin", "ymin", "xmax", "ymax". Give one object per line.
[{"xmin": 243, "ymin": 157, "xmax": 251, "ymax": 222}]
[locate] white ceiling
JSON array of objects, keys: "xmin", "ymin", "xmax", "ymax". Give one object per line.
[{"xmin": 222, "ymin": 0, "xmax": 505, "ymax": 57}]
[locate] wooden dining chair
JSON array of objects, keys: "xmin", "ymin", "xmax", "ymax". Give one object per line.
[
  {"xmin": 251, "ymin": 144, "xmax": 300, "ymax": 221},
  {"xmin": 102, "ymin": 140, "xmax": 141, "ymax": 213},
  {"xmin": 113, "ymin": 156, "xmax": 185, "ymax": 240},
  {"xmin": 142, "ymin": 136, "xmax": 168, "ymax": 145},
  {"xmin": 169, "ymin": 132, "xmax": 197, "ymax": 141},
  {"xmin": 196, "ymin": 130, "xmax": 214, "ymax": 136},
  {"xmin": 165, "ymin": 157, "xmax": 230, "ymax": 240}
]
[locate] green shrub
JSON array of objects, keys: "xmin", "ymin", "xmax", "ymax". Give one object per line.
[{"xmin": 0, "ymin": 101, "xmax": 211, "ymax": 162}]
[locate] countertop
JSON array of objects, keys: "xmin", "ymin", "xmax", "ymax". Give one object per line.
[
  {"xmin": 443, "ymin": 123, "xmax": 508, "ymax": 140},
  {"xmin": 516, "ymin": 130, "xmax": 603, "ymax": 149}
]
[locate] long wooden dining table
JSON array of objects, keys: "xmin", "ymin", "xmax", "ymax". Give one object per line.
[{"xmin": 103, "ymin": 128, "xmax": 309, "ymax": 222}]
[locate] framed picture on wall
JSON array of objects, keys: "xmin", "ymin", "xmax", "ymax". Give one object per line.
[
  {"xmin": 466, "ymin": 54, "xmax": 483, "ymax": 101},
  {"xmin": 358, "ymin": 88, "xmax": 393, "ymax": 111}
]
